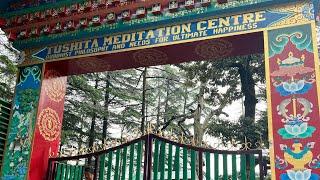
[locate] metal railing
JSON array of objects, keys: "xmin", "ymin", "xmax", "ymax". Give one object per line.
[
  {"xmin": 0, "ymin": 99, "xmax": 11, "ymax": 172},
  {"xmin": 47, "ymin": 134, "xmax": 265, "ymax": 180}
]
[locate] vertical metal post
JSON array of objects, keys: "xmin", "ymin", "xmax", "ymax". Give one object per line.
[
  {"xmin": 146, "ymin": 134, "xmax": 153, "ymax": 180},
  {"xmin": 94, "ymin": 155, "xmax": 100, "ymax": 180},
  {"xmin": 45, "ymin": 159, "xmax": 53, "ymax": 180},
  {"xmin": 258, "ymin": 151, "xmax": 264, "ymax": 180},
  {"xmin": 198, "ymin": 151, "xmax": 203, "ymax": 180},
  {"xmin": 51, "ymin": 162, "xmax": 58, "ymax": 180},
  {"xmin": 143, "ymin": 135, "xmax": 148, "ymax": 180}
]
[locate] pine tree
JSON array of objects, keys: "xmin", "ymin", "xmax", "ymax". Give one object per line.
[{"xmin": 0, "ymin": 55, "xmax": 17, "ymax": 100}]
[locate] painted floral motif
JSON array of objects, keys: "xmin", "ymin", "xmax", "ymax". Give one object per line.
[
  {"xmin": 269, "ymin": 24, "xmax": 320, "ymax": 179},
  {"xmin": 302, "ymin": 3, "xmax": 315, "ymax": 21},
  {"xmin": 281, "ymin": 122, "xmax": 314, "ymax": 138},
  {"xmin": 281, "ymin": 169, "xmax": 319, "ymax": 180},
  {"xmin": 287, "ymin": 169, "xmax": 311, "ymax": 180},
  {"xmin": 272, "ymin": 51, "xmax": 316, "ymax": 140}
]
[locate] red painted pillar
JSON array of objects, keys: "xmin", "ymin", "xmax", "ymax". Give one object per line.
[
  {"xmin": 265, "ymin": 23, "xmax": 320, "ymax": 179},
  {"xmin": 28, "ymin": 68, "xmax": 67, "ymax": 179}
]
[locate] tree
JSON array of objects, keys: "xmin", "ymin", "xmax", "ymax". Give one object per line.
[
  {"xmin": 61, "ymin": 69, "xmax": 145, "ymax": 151},
  {"xmin": 0, "ymin": 55, "xmax": 17, "ymax": 100},
  {"xmin": 178, "ymin": 54, "xmax": 267, "ymax": 147}
]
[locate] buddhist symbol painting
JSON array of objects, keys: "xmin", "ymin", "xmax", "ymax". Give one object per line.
[
  {"xmin": 267, "ymin": 24, "xmax": 320, "ymax": 179},
  {"xmin": 28, "ymin": 70, "xmax": 67, "ymax": 180},
  {"xmin": 1, "ymin": 65, "xmax": 42, "ymax": 180}
]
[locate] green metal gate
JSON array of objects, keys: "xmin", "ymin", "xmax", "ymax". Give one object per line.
[
  {"xmin": 0, "ymin": 99, "xmax": 11, "ymax": 171},
  {"xmin": 48, "ymin": 134, "xmax": 265, "ymax": 180}
]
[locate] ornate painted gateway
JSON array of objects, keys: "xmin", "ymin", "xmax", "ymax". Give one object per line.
[{"xmin": 0, "ymin": 0, "xmax": 320, "ymax": 179}]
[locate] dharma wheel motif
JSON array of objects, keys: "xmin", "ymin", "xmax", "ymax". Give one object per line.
[
  {"xmin": 37, "ymin": 107, "xmax": 61, "ymax": 142},
  {"xmin": 44, "ymin": 70, "xmax": 66, "ymax": 103}
]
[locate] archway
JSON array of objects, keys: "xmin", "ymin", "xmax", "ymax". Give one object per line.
[{"xmin": 0, "ymin": 0, "xmax": 319, "ymax": 179}]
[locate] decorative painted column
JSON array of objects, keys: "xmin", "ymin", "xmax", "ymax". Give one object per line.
[
  {"xmin": 28, "ymin": 68, "xmax": 67, "ymax": 179},
  {"xmin": 1, "ymin": 64, "xmax": 42, "ymax": 179},
  {"xmin": 1, "ymin": 64, "xmax": 67, "ymax": 179},
  {"xmin": 265, "ymin": 23, "xmax": 320, "ymax": 179}
]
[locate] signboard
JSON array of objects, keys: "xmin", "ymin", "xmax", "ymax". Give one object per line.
[
  {"xmin": 8, "ymin": 0, "xmax": 274, "ymax": 50},
  {"xmin": 33, "ymin": 6, "xmax": 308, "ymax": 61}
]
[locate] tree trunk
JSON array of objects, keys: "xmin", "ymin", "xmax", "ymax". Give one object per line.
[
  {"xmin": 194, "ymin": 85, "xmax": 205, "ymax": 146},
  {"xmin": 237, "ymin": 57, "xmax": 257, "ymax": 178},
  {"xmin": 164, "ymin": 78, "xmax": 170, "ymax": 124},
  {"xmin": 156, "ymin": 93, "xmax": 161, "ymax": 129},
  {"xmin": 141, "ymin": 67, "xmax": 147, "ymax": 133},
  {"xmin": 88, "ymin": 76, "xmax": 99, "ymax": 165},
  {"xmin": 193, "ymin": 86, "xmax": 205, "ymax": 178},
  {"xmin": 183, "ymin": 85, "xmax": 187, "ymax": 116},
  {"xmin": 102, "ymin": 73, "xmax": 110, "ymax": 144},
  {"xmin": 238, "ymin": 57, "xmax": 256, "ymax": 120}
]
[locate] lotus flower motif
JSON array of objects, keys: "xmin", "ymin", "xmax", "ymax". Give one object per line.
[
  {"xmin": 284, "ymin": 123, "xmax": 308, "ymax": 137},
  {"xmin": 287, "ymin": 169, "xmax": 311, "ymax": 180},
  {"xmin": 283, "ymin": 80, "xmax": 305, "ymax": 93}
]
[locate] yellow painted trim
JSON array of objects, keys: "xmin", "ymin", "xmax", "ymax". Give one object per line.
[
  {"xmin": 310, "ymin": 22, "xmax": 320, "ymax": 124},
  {"xmin": 20, "ymin": 21, "xmax": 314, "ymax": 67},
  {"xmin": 263, "ymin": 29, "xmax": 276, "ymax": 180}
]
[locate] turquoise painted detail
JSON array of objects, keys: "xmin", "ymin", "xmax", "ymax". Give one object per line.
[
  {"xmin": 278, "ymin": 124, "xmax": 316, "ymax": 139},
  {"xmin": 281, "ymin": 170, "xmax": 319, "ymax": 180},
  {"xmin": 1, "ymin": 65, "xmax": 42, "ymax": 180},
  {"xmin": 269, "ymin": 24, "xmax": 314, "ymax": 57},
  {"xmin": 283, "ymin": 146, "xmax": 311, "ymax": 159},
  {"xmin": 276, "ymin": 82, "xmax": 312, "ymax": 97}
]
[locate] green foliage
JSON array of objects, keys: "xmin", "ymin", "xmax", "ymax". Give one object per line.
[
  {"xmin": 180, "ymin": 54, "xmax": 265, "ymax": 107},
  {"xmin": 62, "ymin": 70, "xmax": 144, "ymax": 148},
  {"xmin": 207, "ymin": 114, "xmax": 268, "ymax": 148},
  {"xmin": 0, "ymin": 55, "xmax": 17, "ymax": 100},
  {"xmin": 179, "ymin": 54, "xmax": 268, "ymax": 147},
  {"xmin": 17, "ymin": 89, "xmax": 39, "ymax": 113},
  {"xmin": 62, "ymin": 54, "xmax": 268, "ymax": 151}
]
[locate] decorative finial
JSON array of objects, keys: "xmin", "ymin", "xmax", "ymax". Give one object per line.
[
  {"xmin": 241, "ymin": 136, "xmax": 252, "ymax": 150},
  {"xmin": 180, "ymin": 133, "xmax": 184, "ymax": 143}
]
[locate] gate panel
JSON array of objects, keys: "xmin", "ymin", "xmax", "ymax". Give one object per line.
[
  {"xmin": 149, "ymin": 134, "xmax": 263, "ymax": 180},
  {"xmin": 48, "ymin": 134, "xmax": 264, "ymax": 180}
]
